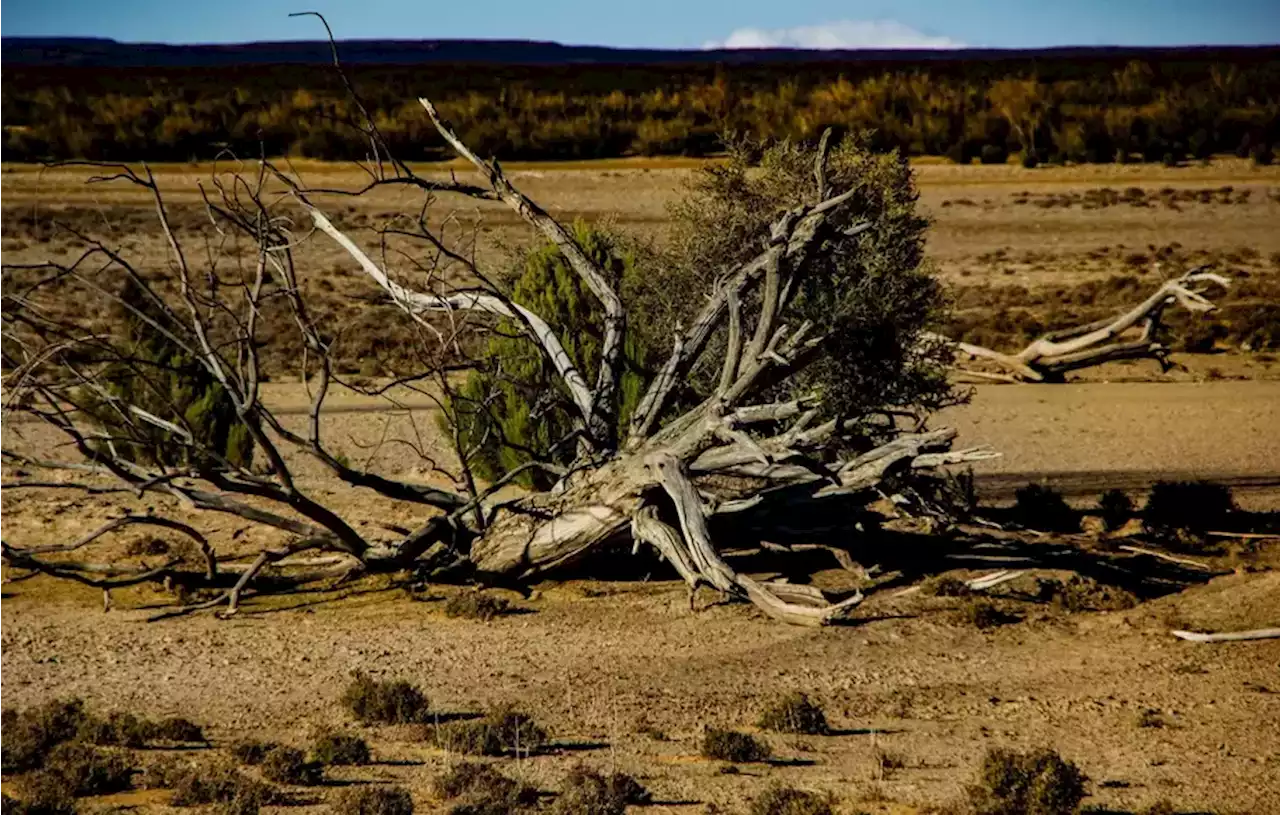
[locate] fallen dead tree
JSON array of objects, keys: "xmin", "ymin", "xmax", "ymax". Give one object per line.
[
  {"xmin": 934, "ymin": 268, "xmax": 1229, "ymax": 383},
  {"xmin": 0, "ymin": 27, "xmax": 1230, "ymax": 625}
]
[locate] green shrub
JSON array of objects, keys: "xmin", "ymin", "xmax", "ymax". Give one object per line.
[
  {"xmin": 259, "ymin": 746, "xmax": 322, "ymax": 786},
  {"xmin": 967, "ymin": 747, "xmax": 1087, "ymax": 815},
  {"xmin": 330, "ymin": 786, "xmax": 415, "ymax": 815},
  {"xmin": 311, "ymin": 731, "xmax": 370, "ymax": 766},
  {"xmin": 444, "ymin": 593, "xmax": 510, "ymax": 621},
  {"xmin": 434, "ymin": 707, "xmax": 548, "ymax": 757},
  {"xmin": 757, "ymin": 693, "xmax": 830, "ymax": 735},
  {"xmin": 550, "ymin": 765, "xmax": 650, "ymax": 815},
  {"xmin": 1097, "ymin": 489, "xmax": 1134, "ymax": 532},
  {"xmin": 700, "ymin": 728, "xmax": 771, "ymax": 763},
  {"xmin": 749, "ymin": 785, "xmax": 835, "ymax": 815},
  {"xmin": 341, "ymin": 672, "xmax": 430, "ymax": 724},
  {"xmin": 1143, "ymin": 481, "xmax": 1234, "ymax": 542},
  {"xmin": 448, "ymin": 222, "xmax": 656, "ymax": 488},
  {"xmin": 1014, "ymin": 483, "xmax": 1077, "ymax": 532},
  {"xmin": 76, "ymin": 277, "xmax": 253, "ymax": 470}
]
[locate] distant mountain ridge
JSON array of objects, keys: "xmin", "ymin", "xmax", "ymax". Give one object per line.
[{"xmin": 4, "ymin": 36, "xmax": 1277, "ymax": 68}]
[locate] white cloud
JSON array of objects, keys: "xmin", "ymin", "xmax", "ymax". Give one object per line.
[{"xmin": 704, "ymin": 20, "xmax": 965, "ymax": 50}]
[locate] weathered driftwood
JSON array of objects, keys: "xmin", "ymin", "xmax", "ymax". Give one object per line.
[
  {"xmin": 1171, "ymin": 628, "xmax": 1280, "ymax": 643},
  {"xmin": 935, "ymin": 268, "xmax": 1229, "ymax": 382}
]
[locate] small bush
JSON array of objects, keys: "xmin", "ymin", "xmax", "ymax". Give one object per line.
[
  {"xmin": 5, "ymin": 774, "xmax": 77, "ymax": 815},
  {"xmin": 311, "ymin": 731, "xmax": 371, "ymax": 766},
  {"xmin": 967, "ymin": 747, "xmax": 1087, "ymax": 815},
  {"xmin": 432, "ymin": 762, "xmax": 538, "ymax": 814},
  {"xmin": 259, "ymin": 746, "xmax": 322, "ymax": 786},
  {"xmin": 962, "ymin": 600, "xmax": 1019, "ymax": 629},
  {"xmin": 1036, "ymin": 575, "xmax": 1136, "ymax": 612},
  {"xmin": 147, "ymin": 717, "xmax": 206, "ymax": 743},
  {"xmin": 1141, "ymin": 801, "xmax": 1177, "ymax": 815},
  {"xmin": 922, "ymin": 575, "xmax": 971, "ymax": 597},
  {"xmin": 873, "ymin": 747, "xmax": 907, "ymax": 774},
  {"xmin": 42, "ymin": 743, "xmax": 133, "ymax": 796},
  {"xmin": 749, "ymin": 785, "xmax": 835, "ymax": 815},
  {"xmin": 1020, "ymin": 152, "xmax": 1039, "ymax": 169},
  {"xmin": 758, "ymin": 693, "xmax": 830, "ymax": 735},
  {"xmin": 1014, "ymin": 484, "xmax": 1077, "ymax": 532},
  {"xmin": 1144, "ymin": 481, "xmax": 1234, "ymax": 542},
  {"xmin": 1097, "ymin": 489, "xmax": 1134, "ymax": 532},
  {"xmin": 342, "ymin": 672, "xmax": 430, "ymax": 724},
  {"xmin": 330, "ymin": 786, "xmax": 415, "ymax": 815},
  {"xmin": 700, "ymin": 729, "xmax": 771, "ymax": 763},
  {"xmin": 2, "ymin": 699, "xmax": 91, "ymax": 773},
  {"xmin": 980, "ymin": 144, "xmax": 1009, "ymax": 165},
  {"xmin": 444, "ymin": 593, "xmax": 511, "ymax": 621},
  {"xmin": 434, "ymin": 707, "xmax": 548, "ymax": 758},
  {"xmin": 230, "ymin": 741, "xmax": 281, "ymax": 766},
  {"xmin": 550, "ymin": 765, "xmax": 650, "ymax": 815},
  {"xmin": 168, "ymin": 762, "xmax": 274, "ymax": 808},
  {"xmin": 1252, "ymin": 144, "xmax": 1275, "ymax": 166},
  {"xmin": 76, "ymin": 712, "xmax": 148, "ymax": 748}
]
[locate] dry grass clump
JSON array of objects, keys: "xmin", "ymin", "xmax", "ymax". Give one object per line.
[
  {"xmin": 922, "ymin": 575, "xmax": 972, "ymax": 597},
  {"xmin": 39, "ymin": 743, "xmax": 133, "ymax": 796},
  {"xmin": 432, "ymin": 762, "xmax": 538, "ymax": 814},
  {"xmin": 311, "ymin": 731, "xmax": 371, "ymax": 766},
  {"xmin": 757, "ymin": 693, "xmax": 830, "ymax": 735},
  {"xmin": 1036, "ymin": 575, "xmax": 1136, "ymax": 613},
  {"xmin": 549, "ymin": 765, "xmax": 650, "ymax": 814},
  {"xmin": 77, "ymin": 713, "xmax": 205, "ymax": 747},
  {"xmin": 329, "ymin": 786, "xmax": 415, "ymax": 815},
  {"xmin": 444, "ymin": 592, "xmax": 511, "ymax": 621},
  {"xmin": 259, "ymin": 746, "xmax": 323, "ymax": 786},
  {"xmin": 700, "ymin": 728, "xmax": 772, "ymax": 763},
  {"xmin": 147, "ymin": 717, "xmax": 207, "ymax": 744},
  {"xmin": 342, "ymin": 672, "xmax": 431, "ymax": 724},
  {"xmin": 166, "ymin": 760, "xmax": 276, "ymax": 813},
  {"xmin": 967, "ymin": 747, "xmax": 1087, "ymax": 815},
  {"xmin": 433, "ymin": 707, "xmax": 548, "ymax": 757},
  {"xmin": 748, "ymin": 785, "xmax": 836, "ymax": 815},
  {"xmin": 4, "ymin": 773, "xmax": 78, "ymax": 815}
]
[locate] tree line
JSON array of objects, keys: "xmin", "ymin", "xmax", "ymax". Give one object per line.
[{"xmin": 2, "ymin": 52, "xmax": 1278, "ymax": 164}]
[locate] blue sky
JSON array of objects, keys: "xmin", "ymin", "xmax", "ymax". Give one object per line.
[{"xmin": 3, "ymin": 0, "xmax": 1279, "ymax": 49}]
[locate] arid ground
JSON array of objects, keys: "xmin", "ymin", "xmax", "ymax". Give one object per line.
[{"xmin": 2, "ymin": 157, "xmax": 1279, "ymax": 813}]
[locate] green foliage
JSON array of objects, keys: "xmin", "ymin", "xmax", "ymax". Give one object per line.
[
  {"xmin": 77, "ymin": 278, "xmax": 252, "ymax": 470},
  {"xmin": 700, "ymin": 728, "xmax": 771, "ymax": 763},
  {"xmin": 669, "ymin": 133, "xmax": 957, "ymax": 422},
  {"xmin": 448, "ymin": 222, "xmax": 655, "ymax": 488},
  {"xmin": 341, "ymin": 672, "xmax": 430, "ymax": 724},
  {"xmin": 757, "ymin": 693, "xmax": 830, "ymax": 735},
  {"xmin": 967, "ymin": 747, "xmax": 1088, "ymax": 815}
]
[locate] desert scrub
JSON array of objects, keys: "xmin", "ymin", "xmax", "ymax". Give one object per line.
[
  {"xmin": 4, "ymin": 773, "xmax": 77, "ymax": 815},
  {"xmin": 1097, "ymin": 489, "xmax": 1134, "ymax": 532},
  {"xmin": 1013, "ymin": 483, "xmax": 1078, "ymax": 532},
  {"xmin": 330, "ymin": 786, "xmax": 415, "ymax": 815},
  {"xmin": 259, "ymin": 746, "xmax": 322, "ymax": 786},
  {"xmin": 757, "ymin": 693, "xmax": 830, "ymax": 735},
  {"xmin": 749, "ymin": 785, "xmax": 836, "ymax": 815},
  {"xmin": 1036, "ymin": 575, "xmax": 1136, "ymax": 612},
  {"xmin": 700, "ymin": 728, "xmax": 772, "ymax": 763},
  {"xmin": 146, "ymin": 717, "xmax": 206, "ymax": 744},
  {"xmin": 311, "ymin": 731, "xmax": 371, "ymax": 765},
  {"xmin": 1143, "ymin": 481, "xmax": 1234, "ymax": 543},
  {"xmin": 961, "ymin": 600, "xmax": 1019, "ymax": 629},
  {"xmin": 922, "ymin": 574, "xmax": 972, "ymax": 597},
  {"xmin": 168, "ymin": 761, "xmax": 276, "ymax": 811},
  {"xmin": 967, "ymin": 747, "xmax": 1087, "ymax": 815},
  {"xmin": 432, "ymin": 762, "xmax": 538, "ymax": 811},
  {"xmin": 433, "ymin": 707, "xmax": 549, "ymax": 758},
  {"xmin": 230, "ymin": 740, "xmax": 281, "ymax": 766},
  {"xmin": 1, "ymin": 699, "xmax": 90, "ymax": 772},
  {"xmin": 40, "ymin": 743, "xmax": 133, "ymax": 796},
  {"xmin": 444, "ymin": 592, "xmax": 511, "ymax": 621},
  {"xmin": 342, "ymin": 672, "xmax": 430, "ymax": 724},
  {"xmin": 550, "ymin": 765, "xmax": 650, "ymax": 814}
]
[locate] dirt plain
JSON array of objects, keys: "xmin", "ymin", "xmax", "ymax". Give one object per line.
[{"xmin": 2, "ymin": 157, "xmax": 1280, "ymax": 814}]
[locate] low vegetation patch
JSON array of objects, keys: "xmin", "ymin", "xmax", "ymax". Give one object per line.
[
  {"xmin": 1037, "ymin": 575, "xmax": 1136, "ymax": 613},
  {"xmin": 757, "ymin": 693, "xmax": 830, "ymax": 735},
  {"xmin": 748, "ymin": 785, "xmax": 836, "ymax": 815},
  {"xmin": 922, "ymin": 575, "xmax": 972, "ymax": 597},
  {"xmin": 311, "ymin": 731, "xmax": 371, "ymax": 766},
  {"xmin": 259, "ymin": 746, "xmax": 323, "ymax": 786},
  {"xmin": 1013, "ymin": 484, "xmax": 1078, "ymax": 533},
  {"xmin": 432, "ymin": 762, "xmax": 538, "ymax": 813},
  {"xmin": 444, "ymin": 592, "xmax": 511, "ymax": 621},
  {"xmin": 1144, "ymin": 481, "xmax": 1234, "ymax": 544},
  {"xmin": 330, "ymin": 786, "xmax": 415, "ymax": 815},
  {"xmin": 1097, "ymin": 489, "xmax": 1134, "ymax": 532},
  {"xmin": 700, "ymin": 728, "xmax": 772, "ymax": 763},
  {"xmin": 2, "ymin": 699, "xmax": 91, "ymax": 773},
  {"xmin": 549, "ymin": 765, "xmax": 650, "ymax": 815},
  {"xmin": 167, "ymin": 761, "xmax": 276, "ymax": 812},
  {"xmin": 967, "ymin": 747, "xmax": 1087, "ymax": 815},
  {"xmin": 230, "ymin": 741, "xmax": 281, "ymax": 766},
  {"xmin": 961, "ymin": 600, "xmax": 1020, "ymax": 629},
  {"xmin": 342, "ymin": 672, "xmax": 431, "ymax": 724},
  {"xmin": 4, "ymin": 774, "xmax": 79, "ymax": 815},
  {"xmin": 432, "ymin": 707, "xmax": 549, "ymax": 758},
  {"xmin": 39, "ymin": 743, "xmax": 133, "ymax": 797}
]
